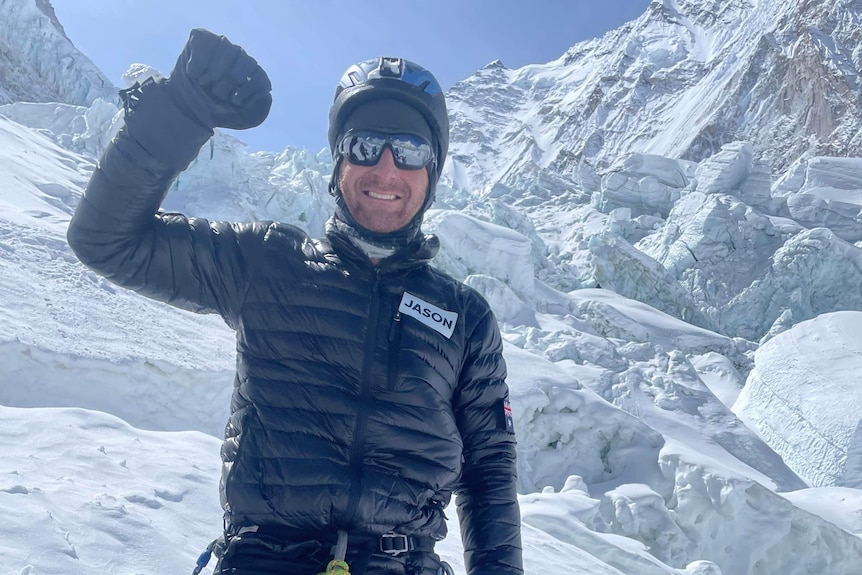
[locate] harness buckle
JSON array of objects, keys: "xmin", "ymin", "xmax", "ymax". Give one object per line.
[{"xmin": 380, "ymin": 532, "xmax": 410, "ymax": 556}]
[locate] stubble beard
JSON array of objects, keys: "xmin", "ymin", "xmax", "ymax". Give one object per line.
[{"xmin": 341, "ymin": 172, "xmax": 417, "ymax": 233}]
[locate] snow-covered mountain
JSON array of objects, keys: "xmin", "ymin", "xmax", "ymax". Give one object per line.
[
  {"xmin": 440, "ymin": 0, "xmax": 862, "ymax": 196},
  {"xmin": 1, "ymin": 0, "xmax": 862, "ymax": 574},
  {"xmin": 0, "ymin": 0, "xmax": 115, "ymax": 106}
]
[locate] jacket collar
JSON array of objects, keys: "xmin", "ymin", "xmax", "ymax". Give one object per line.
[{"xmin": 324, "ymin": 217, "xmax": 439, "ymax": 274}]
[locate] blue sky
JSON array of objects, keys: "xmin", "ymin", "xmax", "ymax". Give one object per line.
[{"xmin": 50, "ymin": 0, "xmax": 648, "ymax": 153}]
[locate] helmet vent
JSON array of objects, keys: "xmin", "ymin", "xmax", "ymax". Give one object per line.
[{"xmin": 378, "ymin": 57, "xmax": 404, "ymax": 78}]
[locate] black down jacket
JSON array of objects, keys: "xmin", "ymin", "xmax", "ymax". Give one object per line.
[{"xmin": 66, "ymin": 80, "xmax": 522, "ymax": 575}]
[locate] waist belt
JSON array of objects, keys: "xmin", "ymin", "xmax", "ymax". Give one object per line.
[
  {"xmin": 378, "ymin": 531, "xmax": 435, "ymax": 556},
  {"xmin": 193, "ymin": 526, "xmax": 438, "ymax": 574},
  {"xmin": 236, "ymin": 525, "xmax": 436, "ymax": 557}
]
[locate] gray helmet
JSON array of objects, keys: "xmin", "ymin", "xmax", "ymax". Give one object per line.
[{"xmin": 328, "ymin": 57, "xmax": 449, "ymax": 181}]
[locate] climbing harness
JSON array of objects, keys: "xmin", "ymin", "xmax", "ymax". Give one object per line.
[{"xmin": 191, "ymin": 527, "xmax": 451, "ymax": 574}]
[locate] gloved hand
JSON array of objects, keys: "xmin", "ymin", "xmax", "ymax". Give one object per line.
[{"xmin": 167, "ymin": 28, "xmax": 272, "ymax": 130}]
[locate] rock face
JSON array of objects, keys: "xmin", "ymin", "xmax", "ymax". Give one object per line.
[{"xmin": 0, "ymin": 0, "xmax": 116, "ymax": 106}]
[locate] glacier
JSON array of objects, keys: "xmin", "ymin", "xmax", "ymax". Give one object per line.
[{"xmin": 1, "ymin": 0, "xmax": 862, "ymax": 573}]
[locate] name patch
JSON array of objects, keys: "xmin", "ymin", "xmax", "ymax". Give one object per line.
[{"xmin": 399, "ymin": 292, "xmax": 458, "ymax": 339}]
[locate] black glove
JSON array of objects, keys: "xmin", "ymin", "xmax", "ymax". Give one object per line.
[{"xmin": 167, "ymin": 28, "xmax": 272, "ymax": 130}]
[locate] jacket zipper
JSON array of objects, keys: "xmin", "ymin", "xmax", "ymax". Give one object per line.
[
  {"xmin": 344, "ymin": 272, "xmax": 381, "ymax": 526},
  {"xmin": 387, "ymin": 311, "xmax": 402, "ymax": 391}
]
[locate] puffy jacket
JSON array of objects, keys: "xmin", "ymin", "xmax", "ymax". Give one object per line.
[{"xmin": 66, "ymin": 79, "xmax": 523, "ymax": 575}]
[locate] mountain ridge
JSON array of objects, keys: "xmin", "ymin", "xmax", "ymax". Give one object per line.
[{"xmin": 439, "ymin": 0, "xmax": 862, "ymax": 201}]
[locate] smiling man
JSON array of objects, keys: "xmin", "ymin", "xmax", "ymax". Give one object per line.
[
  {"xmin": 67, "ymin": 29, "xmax": 523, "ymax": 575},
  {"xmin": 335, "ymin": 100, "xmax": 433, "ymax": 237}
]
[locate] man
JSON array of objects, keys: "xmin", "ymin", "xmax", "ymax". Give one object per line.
[{"xmin": 67, "ymin": 29, "xmax": 522, "ymax": 575}]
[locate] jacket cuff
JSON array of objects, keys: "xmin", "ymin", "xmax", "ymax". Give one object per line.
[{"xmin": 118, "ymin": 77, "xmax": 214, "ymax": 173}]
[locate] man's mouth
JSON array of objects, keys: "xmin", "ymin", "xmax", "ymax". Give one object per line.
[{"xmin": 365, "ymin": 190, "xmax": 399, "ymax": 201}]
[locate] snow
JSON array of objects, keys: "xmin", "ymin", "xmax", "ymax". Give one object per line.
[
  {"xmin": 0, "ymin": 128, "xmax": 854, "ymax": 575},
  {"xmin": 426, "ymin": 210, "xmax": 537, "ymax": 302},
  {"xmin": 734, "ymin": 312, "xmax": 862, "ymax": 488},
  {"xmin": 0, "ymin": 405, "xmax": 224, "ymax": 574},
  {"xmin": 2, "ymin": 0, "xmax": 862, "ymax": 573},
  {"xmin": 773, "ymin": 156, "xmax": 862, "ymax": 242}
]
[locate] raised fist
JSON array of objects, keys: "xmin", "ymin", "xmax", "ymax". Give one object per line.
[{"xmin": 168, "ymin": 28, "xmax": 272, "ymax": 130}]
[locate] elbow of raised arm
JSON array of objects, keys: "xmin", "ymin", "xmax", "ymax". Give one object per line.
[
  {"xmin": 66, "ymin": 192, "xmax": 141, "ymax": 278},
  {"xmin": 66, "ymin": 192, "xmax": 110, "ymax": 272},
  {"xmin": 66, "ymin": 157, "xmax": 160, "ymax": 276},
  {"xmin": 66, "ymin": 207, "xmax": 97, "ymax": 268}
]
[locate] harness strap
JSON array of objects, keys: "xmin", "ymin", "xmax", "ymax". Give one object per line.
[
  {"xmin": 193, "ymin": 526, "xmax": 437, "ymax": 574},
  {"xmin": 333, "ymin": 530, "xmax": 349, "ymax": 561},
  {"xmin": 379, "ymin": 532, "xmax": 435, "ymax": 556}
]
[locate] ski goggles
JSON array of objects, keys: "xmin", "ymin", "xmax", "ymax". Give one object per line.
[{"xmin": 336, "ymin": 130, "xmax": 436, "ymax": 170}]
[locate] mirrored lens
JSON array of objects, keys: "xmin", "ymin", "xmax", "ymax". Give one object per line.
[
  {"xmin": 338, "ymin": 131, "xmax": 434, "ymax": 170},
  {"xmin": 389, "ymin": 135, "xmax": 433, "ymax": 168},
  {"xmin": 347, "ymin": 134, "xmax": 386, "ymax": 164}
]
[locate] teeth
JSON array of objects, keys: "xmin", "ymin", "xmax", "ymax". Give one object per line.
[{"xmin": 367, "ymin": 191, "xmax": 397, "ymax": 200}]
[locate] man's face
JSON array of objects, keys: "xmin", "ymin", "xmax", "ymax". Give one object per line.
[{"xmin": 338, "ymin": 148, "xmax": 429, "ymax": 233}]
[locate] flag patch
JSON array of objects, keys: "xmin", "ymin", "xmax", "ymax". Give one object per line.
[{"xmin": 503, "ymin": 399, "xmax": 515, "ymax": 433}]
